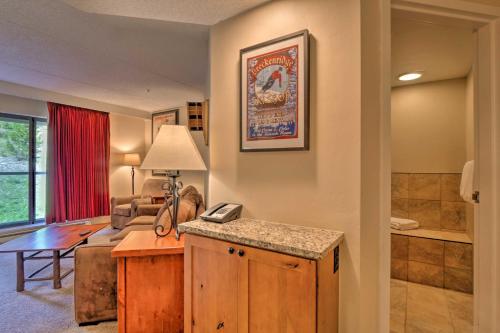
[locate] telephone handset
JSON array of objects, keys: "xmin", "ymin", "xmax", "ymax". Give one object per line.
[{"xmin": 200, "ymin": 203, "xmax": 243, "ymax": 223}]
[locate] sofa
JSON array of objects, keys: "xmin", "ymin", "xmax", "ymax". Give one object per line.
[
  {"xmin": 74, "ymin": 241, "xmax": 120, "ymax": 325},
  {"xmin": 110, "ymin": 178, "xmax": 167, "ymax": 229},
  {"xmin": 74, "ymin": 185, "xmax": 205, "ymax": 325}
]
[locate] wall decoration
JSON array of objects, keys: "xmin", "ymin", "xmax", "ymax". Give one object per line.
[
  {"xmin": 202, "ymin": 99, "xmax": 209, "ymax": 145},
  {"xmin": 240, "ymin": 30, "xmax": 309, "ymax": 152},
  {"xmin": 187, "ymin": 102, "xmax": 203, "ymax": 131},
  {"xmin": 151, "ymin": 108, "xmax": 179, "ymax": 176}
]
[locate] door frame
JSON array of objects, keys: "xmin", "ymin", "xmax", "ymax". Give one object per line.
[{"xmin": 375, "ymin": 0, "xmax": 500, "ymax": 331}]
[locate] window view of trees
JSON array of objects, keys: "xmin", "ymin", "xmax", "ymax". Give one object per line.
[
  {"xmin": 0, "ymin": 175, "xmax": 29, "ymax": 223},
  {"xmin": 0, "ymin": 121, "xmax": 29, "ymax": 160},
  {"xmin": 0, "ymin": 115, "xmax": 47, "ymax": 225}
]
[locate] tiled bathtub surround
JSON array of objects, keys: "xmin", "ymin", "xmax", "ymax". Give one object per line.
[
  {"xmin": 391, "ymin": 234, "xmax": 473, "ymax": 293},
  {"xmin": 391, "ymin": 173, "xmax": 472, "ymax": 233}
]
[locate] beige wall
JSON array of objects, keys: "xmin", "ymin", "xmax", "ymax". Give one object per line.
[
  {"xmin": 392, "ymin": 78, "xmax": 467, "ymax": 173},
  {"xmin": 109, "ymin": 113, "xmax": 148, "ymax": 198},
  {"xmin": 209, "ymin": 0, "xmax": 363, "ymax": 331},
  {"xmin": 0, "ymin": 92, "xmax": 48, "ymax": 118}
]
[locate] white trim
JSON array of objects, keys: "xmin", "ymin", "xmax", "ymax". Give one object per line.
[
  {"xmin": 490, "ymin": 18, "xmax": 500, "ymax": 331},
  {"xmin": 475, "ymin": 23, "xmax": 494, "ymax": 332},
  {"xmin": 361, "ymin": 0, "xmax": 392, "ymax": 331}
]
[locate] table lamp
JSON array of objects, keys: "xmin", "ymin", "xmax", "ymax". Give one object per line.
[
  {"xmin": 140, "ymin": 125, "xmax": 207, "ymax": 239},
  {"xmin": 123, "ymin": 153, "xmax": 141, "ymax": 195}
]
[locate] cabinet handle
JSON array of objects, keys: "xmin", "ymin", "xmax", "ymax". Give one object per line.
[
  {"xmin": 238, "ymin": 249, "xmax": 245, "ymax": 257},
  {"xmin": 228, "ymin": 247, "xmax": 235, "ymax": 254}
]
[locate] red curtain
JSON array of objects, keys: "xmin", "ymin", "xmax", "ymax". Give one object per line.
[{"xmin": 46, "ymin": 102, "xmax": 110, "ymax": 223}]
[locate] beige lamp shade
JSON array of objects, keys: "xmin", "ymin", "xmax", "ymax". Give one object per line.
[
  {"xmin": 123, "ymin": 153, "xmax": 141, "ymax": 166},
  {"xmin": 141, "ymin": 125, "xmax": 207, "ymax": 171}
]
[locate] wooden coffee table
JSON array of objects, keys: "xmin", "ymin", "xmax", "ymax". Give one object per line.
[{"xmin": 0, "ymin": 223, "xmax": 108, "ymax": 291}]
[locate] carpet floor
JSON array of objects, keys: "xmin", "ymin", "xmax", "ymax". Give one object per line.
[{"xmin": 0, "ymin": 225, "xmax": 119, "ymax": 333}]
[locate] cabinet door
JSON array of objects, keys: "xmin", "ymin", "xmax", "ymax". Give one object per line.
[
  {"xmin": 184, "ymin": 235, "xmax": 240, "ymax": 333},
  {"xmin": 239, "ymin": 245, "xmax": 317, "ymax": 333},
  {"xmin": 124, "ymin": 255, "xmax": 184, "ymax": 333}
]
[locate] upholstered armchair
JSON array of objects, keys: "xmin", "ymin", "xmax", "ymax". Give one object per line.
[{"xmin": 110, "ymin": 178, "xmax": 167, "ymax": 229}]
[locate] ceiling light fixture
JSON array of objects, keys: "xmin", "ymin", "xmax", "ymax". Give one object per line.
[{"xmin": 398, "ymin": 72, "xmax": 423, "ymax": 81}]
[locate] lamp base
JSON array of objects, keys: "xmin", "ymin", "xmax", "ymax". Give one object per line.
[
  {"xmin": 155, "ymin": 170, "xmax": 182, "ymax": 240},
  {"xmin": 131, "ymin": 166, "xmax": 135, "ymax": 195}
]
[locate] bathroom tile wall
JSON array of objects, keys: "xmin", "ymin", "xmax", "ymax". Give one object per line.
[
  {"xmin": 391, "ymin": 234, "xmax": 473, "ymax": 293},
  {"xmin": 391, "ymin": 234, "xmax": 408, "ymax": 280},
  {"xmin": 391, "ymin": 173, "xmax": 469, "ymax": 232}
]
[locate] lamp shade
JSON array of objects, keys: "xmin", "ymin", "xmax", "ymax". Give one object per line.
[
  {"xmin": 123, "ymin": 153, "xmax": 141, "ymax": 166},
  {"xmin": 141, "ymin": 125, "xmax": 207, "ymax": 171}
]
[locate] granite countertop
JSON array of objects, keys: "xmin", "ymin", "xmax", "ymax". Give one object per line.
[{"xmin": 178, "ymin": 218, "xmax": 344, "ymax": 260}]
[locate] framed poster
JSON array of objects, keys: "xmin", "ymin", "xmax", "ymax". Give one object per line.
[
  {"xmin": 151, "ymin": 108, "xmax": 179, "ymax": 176},
  {"xmin": 240, "ymin": 30, "xmax": 309, "ymax": 152}
]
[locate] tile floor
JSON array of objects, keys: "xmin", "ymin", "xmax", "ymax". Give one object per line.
[{"xmin": 390, "ymin": 279, "xmax": 473, "ymax": 333}]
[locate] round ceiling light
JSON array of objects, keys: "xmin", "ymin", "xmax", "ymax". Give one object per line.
[{"xmin": 398, "ymin": 72, "xmax": 423, "ymax": 81}]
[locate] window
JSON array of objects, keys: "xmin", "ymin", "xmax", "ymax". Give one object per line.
[{"xmin": 0, "ymin": 113, "xmax": 47, "ymax": 227}]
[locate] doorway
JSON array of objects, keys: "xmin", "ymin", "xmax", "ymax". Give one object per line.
[
  {"xmin": 389, "ymin": 10, "xmax": 476, "ymax": 332},
  {"xmin": 382, "ymin": 1, "xmax": 500, "ymax": 332}
]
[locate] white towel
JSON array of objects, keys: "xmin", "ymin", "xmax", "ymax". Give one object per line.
[
  {"xmin": 460, "ymin": 160, "xmax": 475, "ymax": 203},
  {"xmin": 391, "ymin": 217, "xmax": 419, "ymax": 230}
]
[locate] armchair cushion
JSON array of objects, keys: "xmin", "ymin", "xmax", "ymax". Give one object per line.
[
  {"xmin": 153, "ymin": 203, "xmax": 170, "ymax": 226},
  {"xmin": 131, "ymin": 197, "xmax": 152, "ymax": 209},
  {"xmin": 109, "ymin": 225, "xmax": 152, "ymax": 242},
  {"xmin": 136, "ymin": 203, "xmax": 164, "ymax": 217},
  {"xmin": 125, "ymin": 215, "xmax": 156, "ymax": 227},
  {"xmin": 111, "ymin": 196, "xmax": 139, "ymax": 229},
  {"xmin": 155, "ymin": 200, "xmax": 196, "ymax": 229},
  {"xmin": 111, "ymin": 195, "xmax": 140, "ymax": 208},
  {"xmin": 113, "ymin": 204, "xmax": 132, "ymax": 217},
  {"xmin": 154, "ymin": 185, "xmax": 205, "ymax": 229},
  {"xmin": 141, "ymin": 178, "xmax": 168, "ymax": 198}
]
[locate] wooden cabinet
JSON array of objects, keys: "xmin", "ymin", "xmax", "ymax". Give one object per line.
[
  {"xmin": 184, "ymin": 234, "xmax": 339, "ymax": 333},
  {"xmin": 185, "ymin": 234, "xmax": 240, "ymax": 332},
  {"xmin": 112, "ymin": 231, "xmax": 185, "ymax": 333}
]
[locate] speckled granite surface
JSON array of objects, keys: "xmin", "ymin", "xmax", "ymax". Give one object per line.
[{"xmin": 178, "ymin": 218, "xmax": 344, "ymax": 260}]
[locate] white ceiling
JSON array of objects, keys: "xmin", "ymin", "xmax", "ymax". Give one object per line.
[
  {"xmin": 62, "ymin": 0, "xmax": 269, "ymax": 25},
  {"xmin": 0, "ymin": 0, "xmax": 267, "ymax": 112},
  {"xmin": 392, "ymin": 14, "xmax": 475, "ymax": 87},
  {"xmin": 2, "ymin": 0, "xmax": 478, "ymax": 111}
]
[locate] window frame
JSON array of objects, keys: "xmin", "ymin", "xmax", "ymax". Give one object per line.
[{"xmin": 0, "ymin": 112, "xmax": 47, "ymax": 227}]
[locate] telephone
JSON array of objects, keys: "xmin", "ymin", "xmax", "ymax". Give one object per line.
[{"xmin": 200, "ymin": 203, "xmax": 243, "ymax": 223}]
